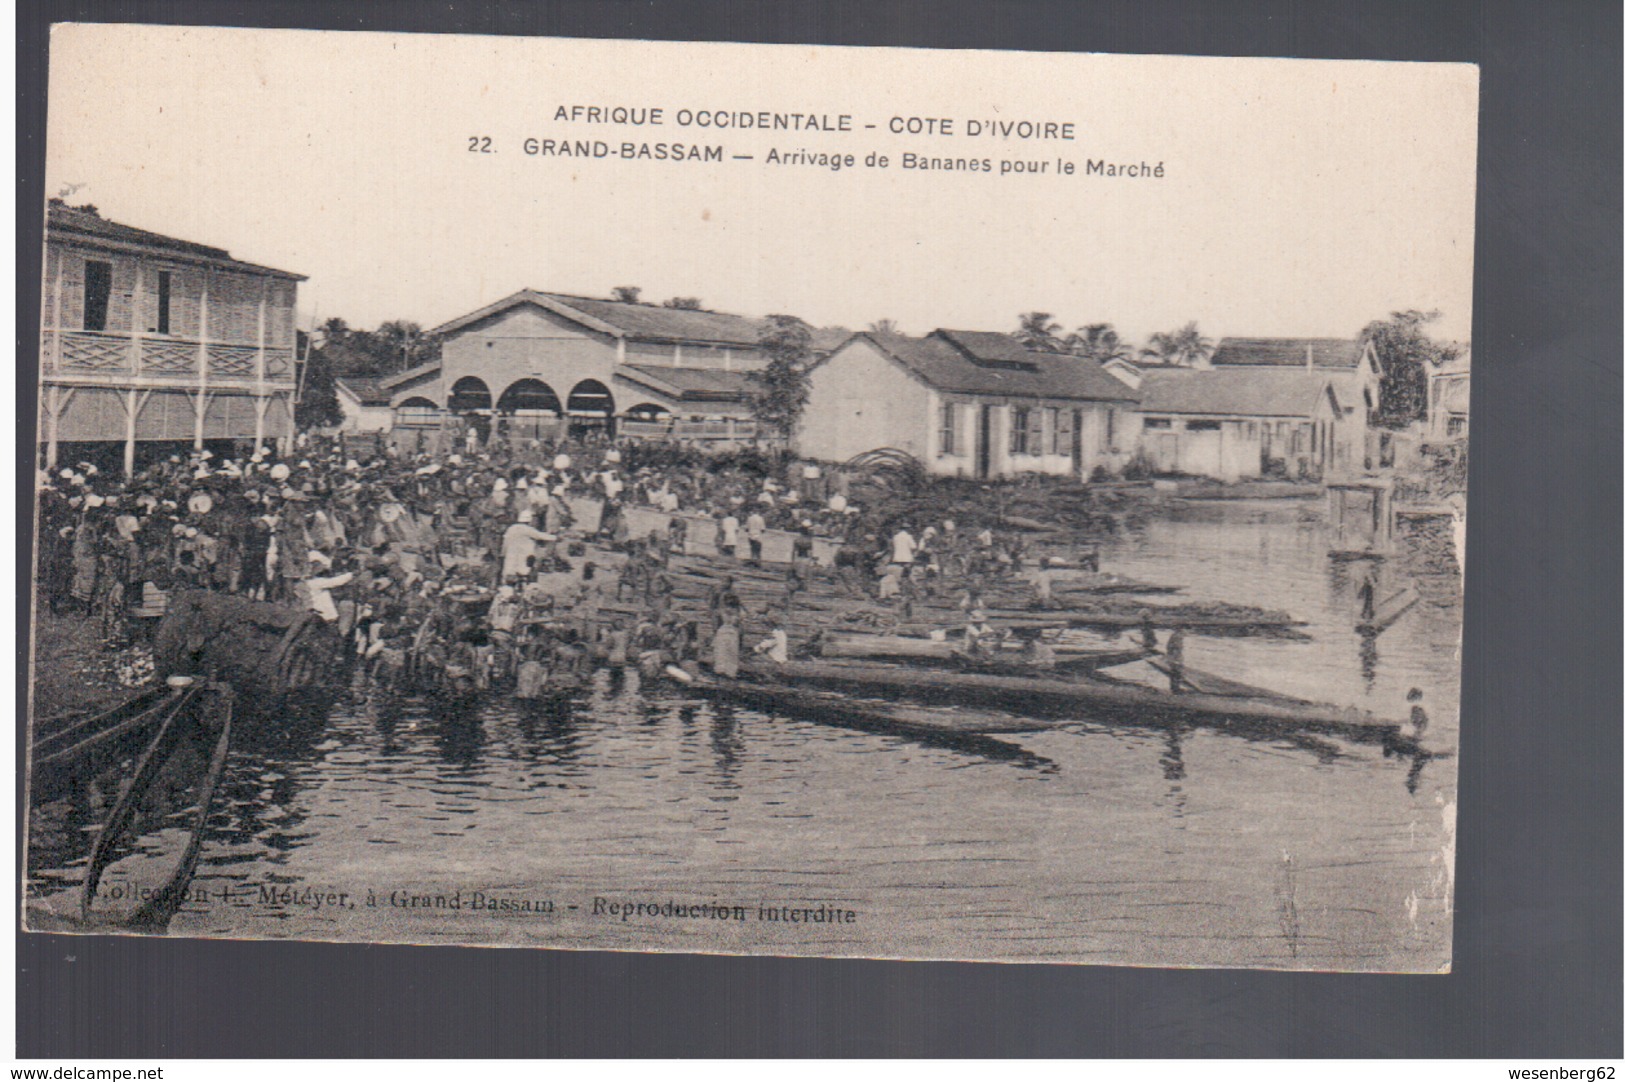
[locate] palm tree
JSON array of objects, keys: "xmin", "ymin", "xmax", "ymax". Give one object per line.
[
  {"xmin": 1015, "ymin": 311, "xmax": 1064, "ymax": 352},
  {"xmin": 1065, "ymin": 323, "xmax": 1134, "ymax": 364},
  {"xmin": 317, "ymin": 316, "xmax": 351, "ymax": 348},
  {"xmin": 1170, "ymin": 321, "xmax": 1214, "ymax": 367},
  {"xmin": 1140, "ymin": 321, "xmax": 1213, "ymax": 367},
  {"xmin": 867, "ymin": 319, "xmax": 901, "ymax": 335}
]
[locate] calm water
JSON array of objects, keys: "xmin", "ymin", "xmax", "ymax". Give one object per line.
[{"xmin": 28, "ymin": 499, "xmax": 1460, "ymax": 971}]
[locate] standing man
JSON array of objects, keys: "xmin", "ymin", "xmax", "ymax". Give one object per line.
[
  {"xmin": 1165, "ymin": 628, "xmax": 1187, "ymax": 693},
  {"xmin": 890, "ymin": 523, "xmax": 917, "ymax": 570},
  {"xmin": 500, "ymin": 510, "xmax": 552, "ymax": 586},
  {"xmin": 745, "ymin": 508, "xmax": 767, "ymax": 567}
]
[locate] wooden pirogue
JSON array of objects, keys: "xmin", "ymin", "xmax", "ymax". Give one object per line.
[
  {"xmin": 686, "ymin": 677, "xmax": 1056, "ymax": 737},
  {"xmin": 817, "ymin": 632, "xmax": 1149, "ymax": 672},
  {"xmin": 78, "ymin": 681, "xmax": 235, "ymax": 929},
  {"xmin": 29, "ymin": 685, "xmax": 185, "ymax": 797},
  {"xmin": 729, "ymin": 657, "xmax": 1415, "ymax": 748}
]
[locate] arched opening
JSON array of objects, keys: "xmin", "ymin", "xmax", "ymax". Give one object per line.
[
  {"xmin": 497, "ymin": 378, "xmax": 564, "ymax": 442},
  {"xmin": 496, "ymin": 378, "xmax": 562, "ymax": 415},
  {"xmin": 448, "ymin": 377, "xmax": 493, "ymax": 447},
  {"xmin": 395, "ymin": 396, "xmax": 442, "ymax": 428},
  {"xmin": 566, "ymin": 378, "xmax": 616, "ymax": 437},
  {"xmin": 622, "ymin": 402, "xmax": 674, "ymax": 438},
  {"xmin": 448, "ymin": 376, "xmax": 493, "ymax": 413}
]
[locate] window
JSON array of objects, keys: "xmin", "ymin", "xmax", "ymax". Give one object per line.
[
  {"xmin": 1144, "ymin": 417, "xmax": 1172, "ymax": 430},
  {"xmin": 1105, "ymin": 408, "xmax": 1116, "ymax": 450},
  {"xmin": 156, "ymin": 271, "xmax": 171, "ymax": 334},
  {"xmin": 1042, "ymin": 408, "xmax": 1058, "ymax": 454},
  {"xmin": 1186, "ymin": 419, "xmax": 1222, "ymax": 432},
  {"xmin": 1244, "ymin": 421, "xmax": 1256, "ymax": 438},
  {"xmin": 1010, "ymin": 407, "xmax": 1031, "ymax": 455},
  {"xmin": 1447, "ymin": 416, "xmax": 1466, "ymax": 437},
  {"xmin": 83, "ymin": 260, "xmax": 111, "ymax": 331},
  {"xmin": 940, "ymin": 401, "xmax": 957, "ymax": 455}
]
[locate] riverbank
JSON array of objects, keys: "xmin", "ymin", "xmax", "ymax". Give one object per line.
[{"xmin": 28, "ymin": 608, "xmax": 153, "ymax": 723}]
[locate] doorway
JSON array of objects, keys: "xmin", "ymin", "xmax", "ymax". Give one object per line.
[{"xmin": 976, "ymin": 405, "xmax": 993, "ymax": 479}]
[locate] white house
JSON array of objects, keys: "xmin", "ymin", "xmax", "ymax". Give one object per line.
[
  {"xmin": 1136, "ymin": 368, "xmax": 1355, "ymax": 481},
  {"xmin": 800, "ymin": 329, "xmax": 1139, "ymax": 479},
  {"xmin": 333, "ymin": 376, "xmax": 394, "ymax": 433},
  {"xmin": 1426, "ymin": 350, "xmax": 1470, "ymax": 440}
]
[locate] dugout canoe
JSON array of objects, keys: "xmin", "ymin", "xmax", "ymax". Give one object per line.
[
  {"xmin": 80, "ymin": 682, "xmax": 235, "ymax": 929},
  {"xmin": 981, "ymin": 610, "xmax": 1310, "ymax": 635},
  {"xmin": 28, "ymin": 686, "xmax": 183, "ymax": 797},
  {"xmin": 735, "ymin": 658, "xmax": 1409, "ymax": 745},
  {"xmin": 818, "ymin": 633, "xmax": 1148, "ymax": 671},
  {"xmin": 688, "ymin": 675, "xmax": 1055, "ymax": 737}
]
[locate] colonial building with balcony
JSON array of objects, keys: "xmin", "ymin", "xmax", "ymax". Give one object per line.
[{"xmin": 39, "ymin": 201, "xmax": 305, "ymax": 475}]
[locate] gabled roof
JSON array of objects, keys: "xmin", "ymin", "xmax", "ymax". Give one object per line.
[
  {"xmin": 1432, "ymin": 349, "xmax": 1471, "ymax": 375},
  {"xmin": 1138, "ymin": 369, "xmax": 1341, "ymax": 418},
  {"xmin": 851, "ymin": 331, "xmax": 1139, "ymax": 403},
  {"xmin": 1209, "ymin": 337, "xmax": 1368, "ymax": 371},
  {"xmin": 334, "ymin": 376, "xmax": 392, "ymax": 406},
  {"xmin": 935, "ymin": 329, "xmax": 1039, "ymax": 368},
  {"xmin": 617, "ymin": 365, "xmax": 754, "ymax": 402},
  {"xmin": 45, "ymin": 202, "xmax": 306, "ymax": 281},
  {"xmin": 431, "ymin": 289, "xmax": 765, "ymax": 348},
  {"xmin": 1435, "ymin": 380, "xmax": 1470, "ymax": 415},
  {"xmin": 380, "ymin": 360, "xmax": 443, "ymax": 391},
  {"xmin": 809, "ymin": 327, "xmax": 854, "ymax": 354}
]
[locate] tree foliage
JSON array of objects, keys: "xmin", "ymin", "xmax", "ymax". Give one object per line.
[
  {"xmin": 297, "ymin": 317, "xmax": 442, "ymax": 429},
  {"xmin": 1140, "ymin": 321, "xmax": 1214, "ymax": 367},
  {"xmin": 867, "ymin": 318, "xmax": 902, "ymax": 335},
  {"xmin": 1065, "ymin": 323, "xmax": 1134, "ymax": 364},
  {"xmin": 611, "ymin": 285, "xmax": 643, "ymax": 304},
  {"xmin": 1014, "ymin": 311, "xmax": 1065, "ymax": 352},
  {"xmin": 746, "ymin": 314, "xmax": 815, "ymax": 441},
  {"xmin": 295, "ymin": 331, "xmax": 343, "ymax": 429},
  {"xmin": 312, "ymin": 318, "xmax": 440, "ymax": 378},
  {"xmin": 1360, "ymin": 309, "xmax": 1464, "ymax": 427},
  {"xmin": 661, "ymin": 296, "xmax": 703, "ymax": 310}
]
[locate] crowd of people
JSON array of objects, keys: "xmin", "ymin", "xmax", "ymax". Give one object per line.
[{"xmin": 34, "ymin": 431, "xmax": 1051, "ymax": 699}]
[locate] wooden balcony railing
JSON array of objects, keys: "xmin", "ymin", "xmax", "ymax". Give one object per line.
[{"xmin": 43, "ymin": 330, "xmax": 294, "ymax": 383}]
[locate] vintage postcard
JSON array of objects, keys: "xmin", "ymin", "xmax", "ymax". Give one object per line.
[{"xmin": 24, "ymin": 25, "xmax": 1476, "ymax": 971}]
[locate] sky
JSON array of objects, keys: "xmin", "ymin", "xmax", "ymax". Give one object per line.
[{"xmin": 45, "ymin": 25, "xmax": 1479, "ymax": 346}]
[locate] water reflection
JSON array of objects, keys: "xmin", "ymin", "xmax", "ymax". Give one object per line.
[
  {"xmin": 708, "ymin": 701, "xmax": 745, "ymax": 786},
  {"xmin": 27, "ymin": 499, "xmax": 1461, "ymax": 969}
]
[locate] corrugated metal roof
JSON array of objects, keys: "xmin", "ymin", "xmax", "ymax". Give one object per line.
[
  {"xmin": 380, "ymin": 360, "xmax": 442, "ymax": 390},
  {"xmin": 334, "ymin": 376, "xmax": 392, "ymax": 406},
  {"xmin": 431, "ymin": 289, "xmax": 850, "ymax": 352},
  {"xmin": 859, "ymin": 332, "xmax": 1139, "ymax": 402},
  {"xmin": 935, "ymin": 328, "xmax": 1038, "ymax": 366},
  {"xmin": 1210, "ymin": 337, "xmax": 1365, "ymax": 369},
  {"xmin": 1137, "ymin": 368, "xmax": 1339, "ymax": 417},
  {"xmin": 45, "ymin": 202, "xmax": 306, "ymax": 280},
  {"xmin": 545, "ymin": 294, "xmax": 769, "ymax": 346},
  {"xmin": 618, "ymin": 365, "xmax": 753, "ymax": 402}
]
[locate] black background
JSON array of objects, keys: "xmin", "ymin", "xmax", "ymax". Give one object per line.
[{"xmin": 16, "ymin": 0, "xmax": 1623, "ymax": 1059}]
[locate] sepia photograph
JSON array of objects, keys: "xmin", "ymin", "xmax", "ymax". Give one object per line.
[{"xmin": 24, "ymin": 25, "xmax": 1477, "ymax": 972}]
